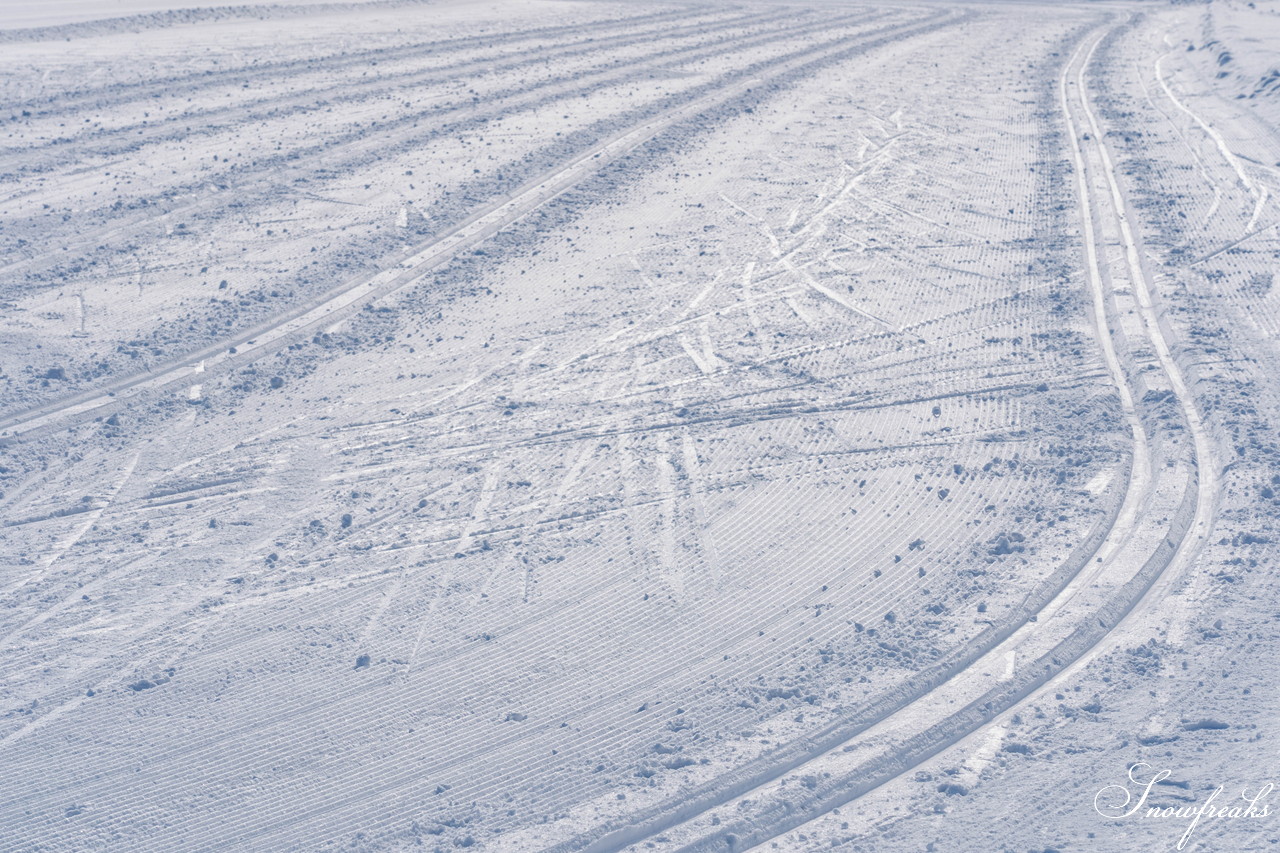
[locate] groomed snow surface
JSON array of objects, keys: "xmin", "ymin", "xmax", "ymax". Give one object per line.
[{"xmin": 1, "ymin": 1, "xmax": 1279, "ymax": 851}]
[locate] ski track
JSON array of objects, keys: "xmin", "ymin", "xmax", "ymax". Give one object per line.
[
  {"xmin": 0, "ymin": 3, "xmax": 1254, "ymax": 852},
  {"xmin": 545, "ymin": 19, "xmax": 1222, "ymax": 852},
  {"xmin": 0, "ymin": 9, "xmax": 947, "ymax": 443}
]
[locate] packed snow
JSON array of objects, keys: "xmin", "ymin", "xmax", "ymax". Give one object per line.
[{"xmin": 2, "ymin": 1, "xmax": 1279, "ymax": 850}]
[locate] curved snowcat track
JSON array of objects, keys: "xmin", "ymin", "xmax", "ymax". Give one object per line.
[
  {"xmin": 534, "ymin": 20, "xmax": 1221, "ymax": 853},
  {"xmin": 0, "ymin": 6, "xmax": 865, "ymax": 279},
  {"xmin": 0, "ymin": 8, "xmax": 801, "ymax": 178},
  {"xmin": 0, "ymin": 6, "xmax": 707, "ymax": 117},
  {"xmin": 0, "ymin": 8, "xmax": 966, "ymax": 445}
]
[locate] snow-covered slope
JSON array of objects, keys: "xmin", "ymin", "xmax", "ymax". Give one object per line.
[{"xmin": 1, "ymin": 1, "xmax": 1278, "ymax": 851}]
